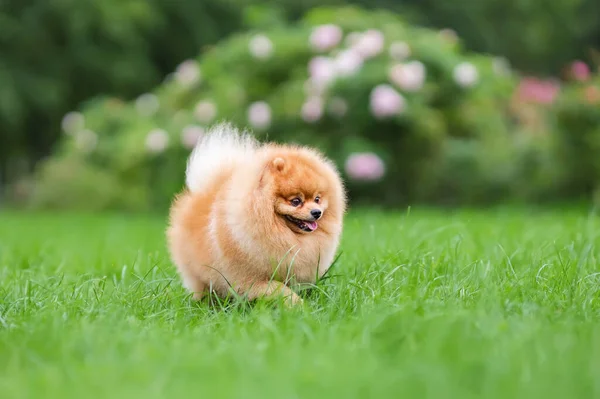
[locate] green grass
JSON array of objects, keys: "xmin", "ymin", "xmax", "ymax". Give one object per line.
[{"xmin": 1, "ymin": 207, "xmax": 600, "ymax": 398}]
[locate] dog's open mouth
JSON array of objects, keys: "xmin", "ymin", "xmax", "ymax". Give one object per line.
[{"xmin": 285, "ymin": 215, "xmax": 318, "ymax": 232}]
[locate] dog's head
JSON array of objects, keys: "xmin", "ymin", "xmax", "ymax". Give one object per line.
[{"xmin": 258, "ymin": 148, "xmax": 346, "ymax": 234}]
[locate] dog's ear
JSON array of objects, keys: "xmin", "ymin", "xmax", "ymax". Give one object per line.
[
  {"xmin": 272, "ymin": 157, "xmax": 285, "ymax": 172},
  {"xmin": 258, "ymin": 157, "xmax": 286, "ymax": 188}
]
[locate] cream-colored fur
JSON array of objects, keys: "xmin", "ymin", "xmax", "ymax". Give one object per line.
[{"xmin": 166, "ymin": 123, "xmax": 346, "ymax": 305}]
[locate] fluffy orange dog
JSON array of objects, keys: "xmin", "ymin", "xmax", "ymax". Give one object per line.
[{"xmin": 166, "ymin": 123, "xmax": 346, "ymax": 305}]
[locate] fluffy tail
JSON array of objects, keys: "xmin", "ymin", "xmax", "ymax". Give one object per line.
[{"xmin": 185, "ymin": 122, "xmax": 258, "ymax": 193}]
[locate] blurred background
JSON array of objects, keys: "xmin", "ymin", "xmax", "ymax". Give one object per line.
[{"xmin": 1, "ymin": 0, "xmax": 599, "ymax": 211}]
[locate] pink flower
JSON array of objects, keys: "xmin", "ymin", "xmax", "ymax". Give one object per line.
[
  {"xmin": 570, "ymin": 60, "xmax": 590, "ymax": 82},
  {"xmin": 328, "ymin": 97, "xmax": 348, "ymax": 118},
  {"xmin": 516, "ymin": 77, "xmax": 560, "ymax": 104},
  {"xmin": 249, "ymin": 35, "xmax": 274, "ymax": 60},
  {"xmin": 135, "ymin": 93, "xmax": 159, "ymax": 117},
  {"xmin": 75, "ymin": 129, "xmax": 97, "ymax": 153},
  {"xmin": 345, "ymin": 153, "xmax": 385, "ymax": 181},
  {"xmin": 194, "ymin": 100, "xmax": 217, "ymax": 123},
  {"xmin": 334, "ymin": 49, "xmax": 363, "ymax": 77},
  {"xmin": 175, "ymin": 60, "xmax": 201, "ymax": 87},
  {"xmin": 453, "ymin": 62, "xmax": 479, "ymax": 87},
  {"xmin": 308, "ymin": 56, "xmax": 336, "ymax": 91},
  {"xmin": 353, "ymin": 30, "xmax": 385, "ymax": 59},
  {"xmin": 247, "ymin": 101, "xmax": 272, "ymax": 130},
  {"xmin": 301, "ymin": 97, "xmax": 324, "ymax": 123},
  {"xmin": 181, "ymin": 125, "xmax": 205, "ymax": 149},
  {"xmin": 389, "ymin": 61, "xmax": 426, "ymax": 92},
  {"xmin": 370, "ymin": 84, "xmax": 406, "ymax": 118},
  {"xmin": 145, "ymin": 129, "xmax": 169, "ymax": 154},
  {"xmin": 61, "ymin": 112, "xmax": 85, "ymax": 135},
  {"xmin": 309, "ymin": 56, "xmax": 336, "ymax": 81},
  {"xmin": 310, "ymin": 24, "xmax": 343, "ymax": 52},
  {"xmin": 389, "ymin": 41, "xmax": 411, "ymax": 61}
]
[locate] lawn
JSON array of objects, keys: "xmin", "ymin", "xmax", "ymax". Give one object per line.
[{"xmin": 1, "ymin": 208, "xmax": 599, "ymax": 398}]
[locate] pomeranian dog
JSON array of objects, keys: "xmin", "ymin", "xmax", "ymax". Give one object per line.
[{"xmin": 166, "ymin": 123, "xmax": 346, "ymax": 305}]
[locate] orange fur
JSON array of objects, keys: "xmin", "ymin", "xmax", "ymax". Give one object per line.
[{"xmin": 166, "ymin": 124, "xmax": 346, "ymax": 305}]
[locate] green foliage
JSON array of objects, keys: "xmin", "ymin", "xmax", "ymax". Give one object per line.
[
  {"xmin": 2, "ymin": 0, "xmax": 598, "ymax": 193},
  {"xmin": 2, "ymin": 0, "xmax": 598, "ymax": 197},
  {"xmin": 0, "ymin": 0, "xmax": 242, "ymax": 180},
  {"xmin": 32, "ymin": 6, "xmax": 531, "ymax": 210},
  {"xmin": 552, "ymin": 75, "xmax": 600, "ymax": 197},
  {"xmin": 245, "ymin": 0, "xmax": 600, "ymax": 74},
  {"xmin": 394, "ymin": 0, "xmax": 600, "ymax": 75}
]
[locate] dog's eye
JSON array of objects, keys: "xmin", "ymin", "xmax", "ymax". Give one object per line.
[
  {"xmin": 314, "ymin": 196, "xmax": 321, "ymax": 204},
  {"xmin": 290, "ymin": 198, "xmax": 302, "ymax": 207}
]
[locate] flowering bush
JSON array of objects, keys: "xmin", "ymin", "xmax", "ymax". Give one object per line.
[
  {"xmin": 552, "ymin": 66, "xmax": 600, "ymax": 198},
  {"xmin": 32, "ymin": 6, "xmax": 527, "ymax": 210}
]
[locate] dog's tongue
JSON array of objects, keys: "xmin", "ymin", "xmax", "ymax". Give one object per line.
[{"xmin": 306, "ymin": 221, "xmax": 318, "ymax": 231}]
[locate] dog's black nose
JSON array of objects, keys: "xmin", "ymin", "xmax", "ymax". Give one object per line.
[{"xmin": 311, "ymin": 209, "xmax": 322, "ymax": 219}]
